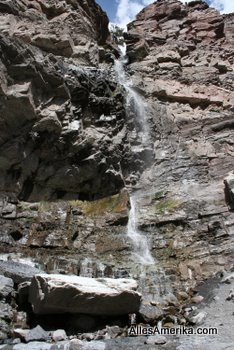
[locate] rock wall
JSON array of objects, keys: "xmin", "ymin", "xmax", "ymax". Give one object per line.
[
  {"xmin": 0, "ymin": 0, "xmax": 234, "ymax": 347},
  {"xmin": 124, "ymin": 0, "xmax": 234, "ymax": 283},
  {"xmin": 0, "ymin": 0, "xmax": 110, "ymax": 62},
  {"xmin": 0, "ymin": 0, "xmax": 128, "ymax": 201}
]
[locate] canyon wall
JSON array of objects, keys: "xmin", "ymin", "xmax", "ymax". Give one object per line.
[
  {"xmin": 0, "ymin": 0, "xmax": 234, "ymax": 348},
  {"xmin": 124, "ymin": 0, "xmax": 234, "ymax": 282}
]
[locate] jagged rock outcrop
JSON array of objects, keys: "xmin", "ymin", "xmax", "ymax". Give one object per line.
[
  {"xmin": 0, "ymin": 0, "xmax": 110, "ymax": 63},
  {"xmin": 0, "ymin": 0, "xmax": 234, "ymax": 347},
  {"xmin": 124, "ymin": 0, "xmax": 234, "ymax": 285},
  {"xmin": 0, "ymin": 0, "xmax": 233, "ymax": 297},
  {"xmin": 0, "ymin": 0, "xmax": 128, "ymax": 201}
]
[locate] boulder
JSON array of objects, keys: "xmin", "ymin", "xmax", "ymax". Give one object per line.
[
  {"xmin": 0, "ymin": 275, "xmax": 14, "ymax": 298},
  {"xmin": 32, "ymin": 111, "xmax": 62, "ymax": 134},
  {"xmin": 221, "ymin": 272, "xmax": 234, "ymax": 284},
  {"xmin": 0, "ymin": 260, "xmax": 43, "ymax": 284},
  {"xmin": 5, "ymin": 342, "xmax": 59, "ymax": 349},
  {"xmin": 32, "ymin": 34, "xmax": 74, "ymax": 57},
  {"xmin": 145, "ymin": 335, "xmax": 167, "ymax": 345},
  {"xmin": 13, "ymin": 328, "xmax": 29, "ymax": 341},
  {"xmin": 189, "ymin": 311, "xmax": 207, "ymax": 325},
  {"xmin": 0, "ymin": 301, "xmax": 13, "ymax": 320},
  {"xmin": 156, "ymin": 50, "xmax": 181, "ymax": 63},
  {"xmin": 69, "ymin": 339, "xmax": 84, "ymax": 350},
  {"xmin": 25, "ymin": 325, "xmax": 50, "ymax": 343},
  {"xmin": 51, "ymin": 329, "xmax": 67, "ymax": 342},
  {"xmin": 191, "ymin": 295, "xmax": 204, "ymax": 304},
  {"xmin": 29, "ymin": 274, "xmax": 141, "ymax": 315},
  {"xmin": 139, "ymin": 301, "xmax": 163, "ymax": 324}
]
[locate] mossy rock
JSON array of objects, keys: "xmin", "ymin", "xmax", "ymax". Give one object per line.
[
  {"xmin": 70, "ymin": 190, "xmax": 129, "ymax": 217},
  {"xmin": 154, "ymin": 198, "xmax": 181, "ymax": 214}
]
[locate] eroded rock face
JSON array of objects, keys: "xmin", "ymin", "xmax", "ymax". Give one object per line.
[
  {"xmin": 0, "ymin": 0, "xmax": 127, "ymax": 201},
  {"xmin": 0, "ymin": 0, "xmax": 234, "ymax": 345},
  {"xmin": 122, "ymin": 0, "xmax": 234, "ymax": 287},
  {"xmin": 29, "ymin": 274, "xmax": 141, "ymax": 315},
  {"xmin": 0, "ymin": 0, "xmax": 110, "ymax": 63}
]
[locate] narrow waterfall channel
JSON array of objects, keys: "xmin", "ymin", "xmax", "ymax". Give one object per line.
[
  {"xmin": 114, "ymin": 56, "xmax": 150, "ymax": 144},
  {"xmin": 114, "ymin": 53, "xmax": 154, "ymax": 265},
  {"xmin": 127, "ymin": 196, "xmax": 154, "ymax": 265}
]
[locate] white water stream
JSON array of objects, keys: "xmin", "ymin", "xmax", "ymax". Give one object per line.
[
  {"xmin": 114, "ymin": 57, "xmax": 149, "ymax": 144},
  {"xmin": 127, "ymin": 196, "xmax": 154, "ymax": 265},
  {"xmin": 115, "ymin": 53, "xmax": 154, "ymax": 265}
]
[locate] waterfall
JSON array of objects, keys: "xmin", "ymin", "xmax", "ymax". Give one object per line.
[
  {"xmin": 127, "ymin": 196, "xmax": 154, "ymax": 265},
  {"xmin": 114, "ymin": 56, "xmax": 150, "ymax": 144},
  {"xmin": 114, "ymin": 52, "xmax": 154, "ymax": 265}
]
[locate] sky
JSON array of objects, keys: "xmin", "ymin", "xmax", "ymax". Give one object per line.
[{"xmin": 96, "ymin": 0, "xmax": 234, "ymax": 28}]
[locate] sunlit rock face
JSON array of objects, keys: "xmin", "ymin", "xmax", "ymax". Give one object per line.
[
  {"xmin": 0, "ymin": 0, "xmax": 110, "ymax": 63},
  {"xmin": 123, "ymin": 0, "xmax": 234, "ymax": 285}
]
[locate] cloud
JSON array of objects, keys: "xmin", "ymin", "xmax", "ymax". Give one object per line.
[
  {"xmin": 115, "ymin": 0, "xmax": 143, "ymax": 29},
  {"xmin": 210, "ymin": 0, "xmax": 234, "ymax": 13},
  {"xmin": 115, "ymin": 0, "xmax": 158, "ymax": 28},
  {"xmin": 115, "ymin": 0, "xmax": 234, "ymax": 29},
  {"xmin": 180, "ymin": 0, "xmax": 234, "ymax": 14}
]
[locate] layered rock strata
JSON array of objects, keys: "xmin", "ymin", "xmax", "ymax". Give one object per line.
[
  {"xmin": 0, "ymin": 0, "xmax": 234, "ymax": 347},
  {"xmin": 0, "ymin": 0, "xmax": 126, "ymax": 201},
  {"xmin": 123, "ymin": 0, "xmax": 234, "ymax": 285}
]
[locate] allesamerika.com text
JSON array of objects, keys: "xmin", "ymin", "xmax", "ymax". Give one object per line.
[{"xmin": 128, "ymin": 325, "xmax": 218, "ymax": 336}]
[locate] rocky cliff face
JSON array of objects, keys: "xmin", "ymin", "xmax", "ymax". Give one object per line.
[
  {"xmin": 0, "ymin": 0, "xmax": 127, "ymax": 202},
  {"xmin": 0, "ymin": 0, "xmax": 234, "ymax": 348},
  {"xmin": 0, "ymin": 0, "xmax": 110, "ymax": 62},
  {"xmin": 124, "ymin": 0, "xmax": 234, "ymax": 281}
]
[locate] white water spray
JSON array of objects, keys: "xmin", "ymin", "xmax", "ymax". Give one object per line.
[
  {"xmin": 115, "ymin": 52, "xmax": 154, "ymax": 265},
  {"xmin": 127, "ymin": 196, "xmax": 154, "ymax": 265},
  {"xmin": 114, "ymin": 56, "xmax": 149, "ymax": 144}
]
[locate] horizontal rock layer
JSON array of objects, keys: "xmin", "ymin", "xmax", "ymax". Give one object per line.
[{"xmin": 0, "ymin": 1, "xmax": 234, "ymax": 345}]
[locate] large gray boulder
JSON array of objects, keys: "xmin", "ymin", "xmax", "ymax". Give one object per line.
[
  {"xmin": 29, "ymin": 274, "xmax": 141, "ymax": 316},
  {"xmin": 0, "ymin": 260, "xmax": 43, "ymax": 284}
]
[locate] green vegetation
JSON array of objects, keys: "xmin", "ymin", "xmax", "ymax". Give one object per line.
[
  {"xmin": 70, "ymin": 191, "xmax": 128, "ymax": 217},
  {"xmin": 154, "ymin": 198, "xmax": 181, "ymax": 214}
]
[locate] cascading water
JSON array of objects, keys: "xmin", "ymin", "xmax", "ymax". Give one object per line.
[
  {"xmin": 115, "ymin": 51, "xmax": 154, "ymax": 266},
  {"xmin": 114, "ymin": 56, "xmax": 150, "ymax": 145},
  {"xmin": 127, "ymin": 196, "xmax": 154, "ymax": 265}
]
